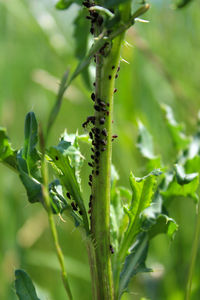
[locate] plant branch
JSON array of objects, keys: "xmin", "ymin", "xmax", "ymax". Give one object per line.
[
  {"xmin": 39, "ymin": 126, "xmax": 73, "ymax": 300},
  {"xmin": 185, "ymin": 202, "xmax": 200, "ymax": 300}
]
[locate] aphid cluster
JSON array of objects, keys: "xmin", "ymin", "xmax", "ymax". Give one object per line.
[
  {"xmin": 83, "ymin": 1, "xmax": 104, "ymax": 36},
  {"xmin": 66, "ymin": 191, "xmax": 83, "ymax": 216}
]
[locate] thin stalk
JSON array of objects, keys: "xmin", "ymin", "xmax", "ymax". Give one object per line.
[
  {"xmin": 185, "ymin": 202, "xmax": 200, "ymax": 300},
  {"xmin": 39, "ymin": 128, "xmax": 73, "ymax": 300}
]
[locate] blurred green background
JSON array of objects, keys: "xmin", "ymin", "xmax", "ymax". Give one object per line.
[{"xmin": 0, "ymin": 0, "xmax": 200, "ymax": 299}]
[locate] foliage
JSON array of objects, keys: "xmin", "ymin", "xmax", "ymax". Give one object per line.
[{"xmin": 0, "ymin": 0, "xmax": 199, "ymax": 300}]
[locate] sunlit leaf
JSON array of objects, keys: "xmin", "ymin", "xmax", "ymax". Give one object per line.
[
  {"xmin": 15, "ymin": 269, "xmax": 40, "ymax": 300},
  {"xmin": 162, "ymin": 105, "xmax": 190, "ymax": 151}
]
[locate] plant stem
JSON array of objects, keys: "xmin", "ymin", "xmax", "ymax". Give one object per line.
[
  {"xmin": 185, "ymin": 202, "xmax": 200, "ymax": 300},
  {"xmin": 90, "ymin": 4, "xmax": 131, "ymax": 299},
  {"xmin": 40, "ymin": 129, "xmax": 73, "ymax": 300}
]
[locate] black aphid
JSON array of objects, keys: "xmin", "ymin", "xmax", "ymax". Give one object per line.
[
  {"xmin": 115, "ymin": 74, "xmax": 118, "ymax": 79},
  {"xmin": 79, "ymin": 210, "xmax": 83, "ymax": 215},
  {"xmin": 91, "ymin": 155, "xmax": 94, "ymax": 160},
  {"xmin": 117, "ymin": 66, "xmax": 120, "ymax": 72},
  {"xmin": 93, "ymin": 82, "xmax": 96, "ymax": 86},
  {"xmin": 95, "ymin": 128, "xmax": 100, "ymax": 134},
  {"xmin": 101, "ymin": 139, "xmax": 107, "ymax": 146},
  {"xmin": 91, "ymin": 148, "xmax": 94, "ymax": 152},
  {"xmin": 97, "ymin": 99, "xmax": 106, "ymax": 107},
  {"xmin": 102, "ymin": 128, "xmax": 108, "ymax": 136},
  {"xmin": 88, "ymin": 208, "xmax": 91, "ymax": 214},
  {"xmin": 96, "ymin": 151, "xmax": 100, "ymax": 157},
  {"xmin": 82, "ymin": 1, "xmax": 91, "ymax": 8},
  {"xmin": 101, "ymin": 147, "xmax": 106, "ymax": 152},
  {"xmin": 94, "ymin": 105, "xmax": 101, "ymax": 112},
  {"xmin": 91, "ymin": 93, "xmax": 95, "ymax": 101},
  {"xmin": 55, "ymin": 156, "xmax": 59, "ymax": 160},
  {"xmin": 106, "ymin": 111, "xmax": 109, "ymax": 116},
  {"xmin": 112, "ymin": 134, "xmax": 118, "ymax": 139},
  {"xmin": 89, "ymin": 182, "xmax": 92, "ymax": 187},
  {"xmin": 71, "ymin": 202, "xmax": 78, "ymax": 211},
  {"xmin": 112, "ymin": 66, "xmax": 115, "ymax": 70},
  {"xmin": 92, "ymin": 170, "xmax": 94, "ymax": 174},
  {"xmin": 66, "ymin": 192, "xmax": 71, "ymax": 199},
  {"xmin": 114, "ymin": 88, "xmax": 117, "ymax": 93},
  {"xmin": 101, "ymin": 107, "xmax": 107, "ymax": 112},
  {"xmin": 88, "ymin": 162, "xmax": 93, "ymax": 167},
  {"xmin": 89, "ymin": 175, "xmax": 93, "ymax": 182},
  {"xmin": 89, "ymin": 201, "xmax": 92, "ymax": 208},
  {"xmin": 89, "ymin": 132, "xmax": 93, "ymax": 139},
  {"xmin": 96, "ymin": 170, "xmax": 99, "ymax": 175},
  {"xmin": 95, "ymin": 159, "xmax": 99, "ymax": 164},
  {"xmin": 107, "ymin": 103, "xmax": 110, "ymax": 107},
  {"xmin": 99, "ymin": 117, "xmax": 105, "ymax": 125},
  {"xmin": 108, "ymin": 75, "xmax": 112, "ymax": 80},
  {"xmin": 90, "ymin": 195, "xmax": 93, "ymax": 201},
  {"xmin": 110, "ymin": 244, "xmax": 114, "ymax": 254}
]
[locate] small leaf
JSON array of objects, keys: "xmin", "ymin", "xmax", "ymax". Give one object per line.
[
  {"xmin": 175, "ymin": 164, "xmax": 198, "ymax": 185},
  {"xmin": 15, "ymin": 269, "xmax": 40, "ymax": 300},
  {"xmin": 0, "ymin": 127, "xmax": 18, "ymax": 171},
  {"xmin": 162, "ymin": 166, "xmax": 199, "ymax": 203}
]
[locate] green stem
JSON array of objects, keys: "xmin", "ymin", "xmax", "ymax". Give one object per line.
[
  {"xmin": 90, "ymin": 4, "xmax": 132, "ymax": 299},
  {"xmin": 185, "ymin": 202, "xmax": 200, "ymax": 300},
  {"xmin": 40, "ymin": 131, "xmax": 73, "ymax": 300}
]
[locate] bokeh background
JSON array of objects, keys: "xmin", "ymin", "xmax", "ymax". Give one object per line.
[{"xmin": 0, "ymin": 0, "xmax": 200, "ymax": 299}]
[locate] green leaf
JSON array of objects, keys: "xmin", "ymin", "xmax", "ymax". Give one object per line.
[
  {"xmin": 175, "ymin": 164, "xmax": 198, "ymax": 185},
  {"xmin": 162, "ymin": 165, "xmax": 199, "ymax": 203},
  {"xmin": 48, "ymin": 142, "xmax": 89, "ymax": 232},
  {"xmin": 0, "ymin": 127, "xmax": 18, "ymax": 171},
  {"xmin": 119, "ymin": 234, "xmax": 151, "ymax": 298},
  {"xmin": 22, "ymin": 112, "xmax": 40, "ymax": 178},
  {"xmin": 15, "ymin": 269, "xmax": 40, "ymax": 300},
  {"xmin": 120, "ymin": 170, "xmax": 161, "ymax": 256},
  {"xmin": 56, "ymin": 0, "xmax": 82, "ymax": 10},
  {"xmin": 162, "ymin": 105, "xmax": 190, "ymax": 151},
  {"xmin": 137, "ymin": 121, "xmax": 156, "ymax": 160}
]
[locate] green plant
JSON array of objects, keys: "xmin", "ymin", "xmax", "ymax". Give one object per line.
[{"xmin": 0, "ymin": 0, "xmax": 199, "ymax": 299}]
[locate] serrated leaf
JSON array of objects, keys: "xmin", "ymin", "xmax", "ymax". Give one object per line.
[
  {"xmin": 0, "ymin": 127, "xmax": 18, "ymax": 171},
  {"xmin": 145, "ymin": 214, "xmax": 178, "ymax": 239},
  {"xmin": 15, "ymin": 269, "xmax": 40, "ymax": 300},
  {"xmin": 48, "ymin": 146, "xmax": 89, "ymax": 232},
  {"xmin": 162, "ymin": 166, "xmax": 199, "ymax": 203},
  {"xmin": 162, "ymin": 105, "xmax": 190, "ymax": 151},
  {"xmin": 58, "ymin": 131, "xmax": 85, "ymax": 187}
]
